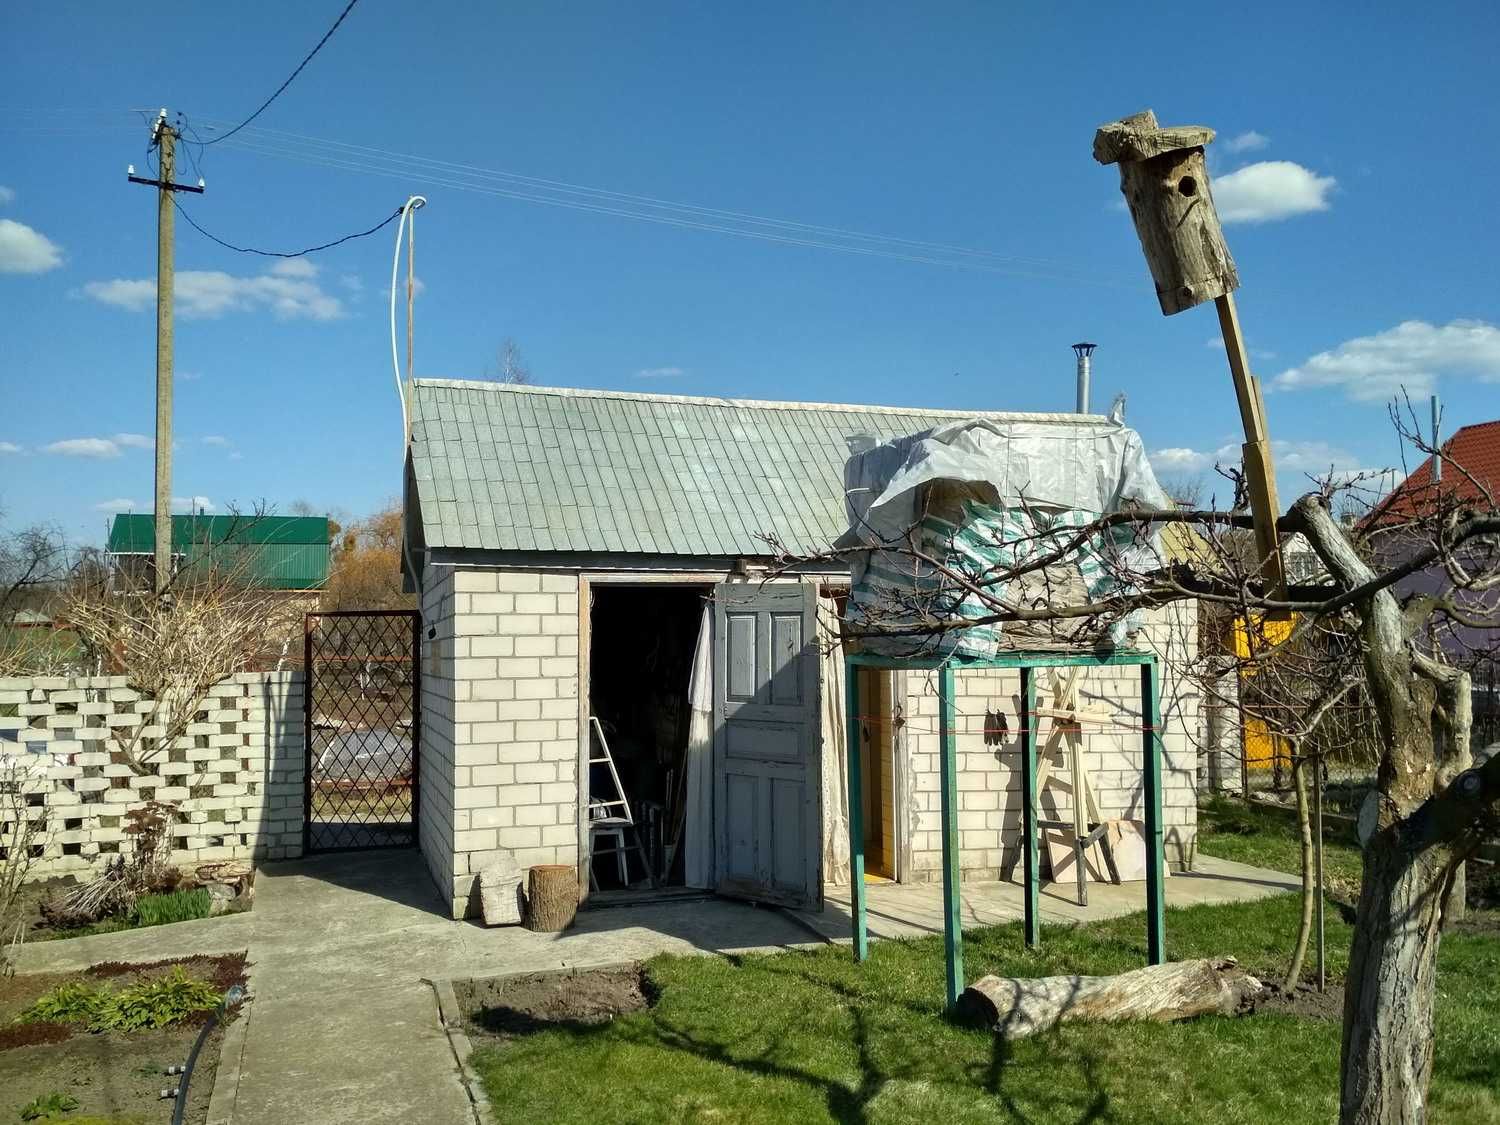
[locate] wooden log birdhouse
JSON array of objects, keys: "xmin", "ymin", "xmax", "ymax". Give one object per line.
[{"xmin": 1093, "ymin": 110, "xmax": 1237, "ymax": 316}]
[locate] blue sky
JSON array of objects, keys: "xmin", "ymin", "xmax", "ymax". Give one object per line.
[{"xmin": 3, "ymin": 1, "xmax": 1498, "ymax": 541}]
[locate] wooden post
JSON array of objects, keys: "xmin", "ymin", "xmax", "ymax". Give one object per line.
[
  {"xmin": 1020, "ymin": 667, "xmax": 1040, "ymax": 949},
  {"xmin": 1095, "ymin": 109, "xmax": 1286, "ymax": 605},
  {"xmin": 1141, "ymin": 661, "xmax": 1166, "ymax": 965},
  {"xmin": 938, "ymin": 665, "xmax": 964, "ymax": 1009},
  {"xmin": 845, "ymin": 659, "xmax": 868, "ymax": 962},
  {"xmin": 1216, "ymin": 292, "xmax": 1288, "ymax": 604}
]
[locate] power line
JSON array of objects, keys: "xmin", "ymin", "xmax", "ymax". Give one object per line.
[
  {"xmin": 201, "ymin": 121, "xmax": 1130, "ymax": 287},
  {"xmin": 212, "ymin": 120, "xmax": 1093, "ymax": 272},
  {"xmin": 202, "ymin": 0, "xmax": 362, "ymax": 146},
  {"xmin": 172, "ymin": 196, "xmax": 402, "ymax": 258}
]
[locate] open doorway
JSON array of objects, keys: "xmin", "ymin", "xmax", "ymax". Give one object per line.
[
  {"xmin": 855, "ymin": 667, "xmax": 899, "ymax": 881},
  {"xmin": 586, "ymin": 584, "xmax": 708, "ymax": 892}
]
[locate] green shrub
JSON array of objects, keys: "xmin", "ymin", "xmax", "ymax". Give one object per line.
[
  {"xmin": 17, "ymin": 967, "xmax": 220, "ymax": 1032},
  {"xmin": 18, "ymin": 1091, "xmax": 78, "ymax": 1121},
  {"xmin": 102, "ymin": 967, "xmax": 220, "ymax": 1031},
  {"xmin": 17, "ymin": 982, "xmax": 111, "ymax": 1027},
  {"xmin": 131, "ymin": 888, "xmax": 212, "ymax": 928}
]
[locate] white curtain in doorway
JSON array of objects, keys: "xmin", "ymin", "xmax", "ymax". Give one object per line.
[
  {"xmin": 683, "ymin": 604, "xmax": 715, "ymax": 889},
  {"xmin": 817, "ymin": 597, "xmax": 851, "ymax": 886}
]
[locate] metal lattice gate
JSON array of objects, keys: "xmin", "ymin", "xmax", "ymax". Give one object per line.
[{"xmin": 304, "ymin": 610, "xmax": 420, "ymax": 853}]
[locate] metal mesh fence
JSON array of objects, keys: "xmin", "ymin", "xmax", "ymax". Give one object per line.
[{"xmin": 304, "ymin": 611, "xmax": 418, "ymax": 852}]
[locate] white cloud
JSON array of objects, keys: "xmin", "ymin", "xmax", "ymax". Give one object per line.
[
  {"xmin": 339, "ymin": 273, "xmax": 364, "ymax": 293},
  {"xmin": 1272, "ymin": 319, "xmax": 1500, "ymax": 402},
  {"xmin": 228, "ymin": 451, "xmax": 243, "ymax": 461},
  {"xmin": 201, "ymin": 435, "xmax": 230, "ymax": 447},
  {"xmin": 0, "ymin": 186, "xmax": 15, "ymax": 205},
  {"xmin": 172, "ymin": 496, "xmax": 215, "ymax": 513},
  {"xmin": 0, "ymin": 218, "xmax": 64, "ymax": 273},
  {"xmin": 1213, "ymin": 161, "xmax": 1336, "ymax": 224},
  {"xmin": 0, "ymin": 441, "xmax": 20, "ymax": 455},
  {"xmin": 1224, "ymin": 130, "xmax": 1270, "ymax": 154},
  {"xmin": 269, "ymin": 258, "xmax": 317, "ymax": 279},
  {"xmin": 113, "ymin": 432, "xmax": 153, "ymax": 450},
  {"xmin": 83, "ymin": 263, "xmax": 345, "ymax": 320},
  {"xmin": 179, "ymin": 370, "xmax": 203, "ymax": 381},
  {"xmin": 1150, "ymin": 447, "xmax": 1216, "ymax": 474},
  {"xmin": 93, "ymin": 498, "xmax": 138, "ymax": 512},
  {"xmin": 636, "ymin": 366, "xmax": 687, "ymax": 379},
  {"xmin": 45, "ymin": 437, "xmax": 121, "ymax": 458},
  {"xmin": 81, "ymin": 278, "xmax": 155, "ymax": 311}
]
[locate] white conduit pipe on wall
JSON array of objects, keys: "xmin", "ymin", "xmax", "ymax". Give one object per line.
[{"xmin": 391, "ymin": 195, "xmax": 427, "ymax": 593}]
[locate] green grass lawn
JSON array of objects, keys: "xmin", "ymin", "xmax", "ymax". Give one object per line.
[
  {"xmin": 469, "ymin": 806, "xmax": 1500, "ymax": 1124},
  {"xmin": 1197, "ymin": 795, "xmax": 1365, "ymax": 899}
]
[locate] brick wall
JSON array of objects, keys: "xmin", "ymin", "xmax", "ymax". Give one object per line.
[
  {"xmin": 418, "ymin": 564, "xmax": 459, "ymax": 908},
  {"xmin": 0, "ymin": 671, "xmax": 304, "ymax": 877},
  {"xmin": 900, "ymin": 603, "xmax": 1200, "ymax": 882},
  {"xmin": 421, "ymin": 564, "xmax": 580, "ymax": 918}
]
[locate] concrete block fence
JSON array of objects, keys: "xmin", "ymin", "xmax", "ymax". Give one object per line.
[{"xmin": 0, "ymin": 672, "xmax": 305, "ymax": 878}]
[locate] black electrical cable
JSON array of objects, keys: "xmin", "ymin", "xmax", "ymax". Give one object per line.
[
  {"xmin": 202, "ymin": 0, "xmax": 361, "ymax": 146},
  {"xmin": 172, "ymin": 196, "xmax": 402, "ymax": 258}
]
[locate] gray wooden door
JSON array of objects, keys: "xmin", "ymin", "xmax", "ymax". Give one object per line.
[{"xmin": 712, "ymin": 580, "xmax": 822, "ymax": 909}]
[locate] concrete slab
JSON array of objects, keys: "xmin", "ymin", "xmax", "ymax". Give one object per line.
[
  {"xmin": 9, "ymin": 848, "xmax": 1298, "ymax": 1125},
  {"xmin": 14, "ymin": 911, "xmax": 256, "ymax": 975}
]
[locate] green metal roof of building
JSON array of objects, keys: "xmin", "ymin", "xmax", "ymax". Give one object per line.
[
  {"xmin": 106, "ymin": 514, "xmax": 330, "ymax": 589},
  {"xmin": 408, "ymin": 380, "xmax": 1101, "ymax": 557}
]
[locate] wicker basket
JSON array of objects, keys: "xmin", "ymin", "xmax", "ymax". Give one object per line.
[{"xmin": 479, "ymin": 855, "xmax": 524, "ymax": 926}]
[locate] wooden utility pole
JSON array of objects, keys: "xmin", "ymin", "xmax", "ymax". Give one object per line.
[
  {"xmin": 1093, "ymin": 109, "xmax": 1288, "ymax": 607},
  {"xmin": 128, "ymin": 111, "xmax": 203, "ymax": 595}
]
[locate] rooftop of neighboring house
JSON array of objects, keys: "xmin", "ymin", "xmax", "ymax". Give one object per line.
[
  {"xmin": 1364, "ymin": 418, "xmax": 1500, "ymax": 528},
  {"xmin": 405, "ymin": 379, "xmax": 1192, "ymax": 562},
  {"xmin": 106, "ymin": 513, "xmax": 331, "ymax": 590}
]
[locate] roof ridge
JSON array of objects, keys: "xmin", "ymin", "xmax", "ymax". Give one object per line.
[{"xmin": 411, "ymin": 377, "xmax": 1107, "ymax": 423}]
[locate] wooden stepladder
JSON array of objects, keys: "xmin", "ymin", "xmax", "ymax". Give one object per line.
[{"xmin": 1032, "ymin": 669, "xmax": 1121, "ymax": 906}]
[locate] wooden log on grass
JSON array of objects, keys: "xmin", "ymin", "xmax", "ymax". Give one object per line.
[
  {"xmin": 524, "ymin": 864, "xmax": 579, "ymax": 933},
  {"xmin": 956, "ymin": 957, "xmax": 1263, "ymax": 1039}
]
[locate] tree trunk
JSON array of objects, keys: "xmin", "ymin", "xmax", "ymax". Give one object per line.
[
  {"xmin": 1339, "ymin": 829, "xmax": 1454, "ymax": 1124},
  {"xmin": 1285, "ymin": 754, "xmax": 1315, "ymax": 991},
  {"xmin": 524, "ymin": 865, "xmax": 579, "ymax": 933},
  {"xmin": 957, "ymin": 957, "xmax": 1262, "ymax": 1039}
]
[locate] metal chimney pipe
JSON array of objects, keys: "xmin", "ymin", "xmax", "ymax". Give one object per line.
[
  {"xmin": 1431, "ymin": 394, "xmax": 1443, "ymax": 484},
  {"xmin": 1072, "ymin": 342, "xmax": 1097, "ymax": 414}
]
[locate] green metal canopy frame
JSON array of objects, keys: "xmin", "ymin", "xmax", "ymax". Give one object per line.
[{"xmin": 843, "ymin": 648, "xmax": 1168, "ymax": 1010}]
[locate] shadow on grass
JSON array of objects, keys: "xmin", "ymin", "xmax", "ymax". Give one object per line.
[{"xmin": 478, "ymin": 943, "xmax": 1119, "ymax": 1125}]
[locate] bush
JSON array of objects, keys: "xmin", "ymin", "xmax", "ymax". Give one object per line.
[
  {"xmin": 19, "ymin": 1091, "xmax": 79, "ymax": 1121},
  {"xmin": 18, "ymin": 966, "xmax": 221, "ymax": 1032},
  {"xmin": 132, "ymin": 888, "xmax": 212, "ymax": 928},
  {"xmin": 103, "ymin": 967, "xmax": 221, "ymax": 1031},
  {"xmin": 17, "ymin": 981, "xmax": 111, "ymax": 1027}
]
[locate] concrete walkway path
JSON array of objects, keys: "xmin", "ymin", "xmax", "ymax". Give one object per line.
[{"xmin": 15, "ymin": 850, "xmax": 1299, "ymax": 1125}]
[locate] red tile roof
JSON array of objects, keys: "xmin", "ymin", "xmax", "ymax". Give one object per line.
[{"xmin": 1365, "ymin": 418, "xmax": 1500, "ymax": 526}]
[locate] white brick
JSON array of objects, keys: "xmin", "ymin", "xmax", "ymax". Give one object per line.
[
  {"xmin": 495, "ymin": 572, "xmax": 542, "ymax": 593},
  {"xmin": 453, "ymin": 570, "xmax": 500, "ymax": 593}
]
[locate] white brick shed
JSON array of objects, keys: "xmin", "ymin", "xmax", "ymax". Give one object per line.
[{"xmin": 403, "ymin": 381, "xmax": 1201, "ymax": 918}]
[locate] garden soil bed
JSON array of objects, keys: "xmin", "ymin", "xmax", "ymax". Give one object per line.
[
  {"xmin": 458, "ymin": 966, "xmax": 653, "ymax": 1042},
  {"xmin": 0, "ymin": 953, "xmax": 247, "ymax": 1125}
]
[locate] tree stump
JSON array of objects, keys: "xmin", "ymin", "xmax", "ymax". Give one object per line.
[
  {"xmin": 524, "ymin": 864, "xmax": 579, "ymax": 933},
  {"xmin": 955, "ymin": 957, "xmax": 1262, "ymax": 1039}
]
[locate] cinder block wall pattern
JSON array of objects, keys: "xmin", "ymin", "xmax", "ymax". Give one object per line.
[
  {"xmin": 423, "ymin": 564, "xmax": 580, "ymax": 918},
  {"xmin": 900, "ymin": 604, "xmax": 1201, "ymax": 882},
  {"xmin": 0, "ymin": 671, "xmax": 304, "ymax": 877}
]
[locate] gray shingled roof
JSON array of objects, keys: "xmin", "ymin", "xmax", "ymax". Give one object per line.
[{"xmin": 408, "ymin": 380, "xmax": 1100, "ymax": 557}]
